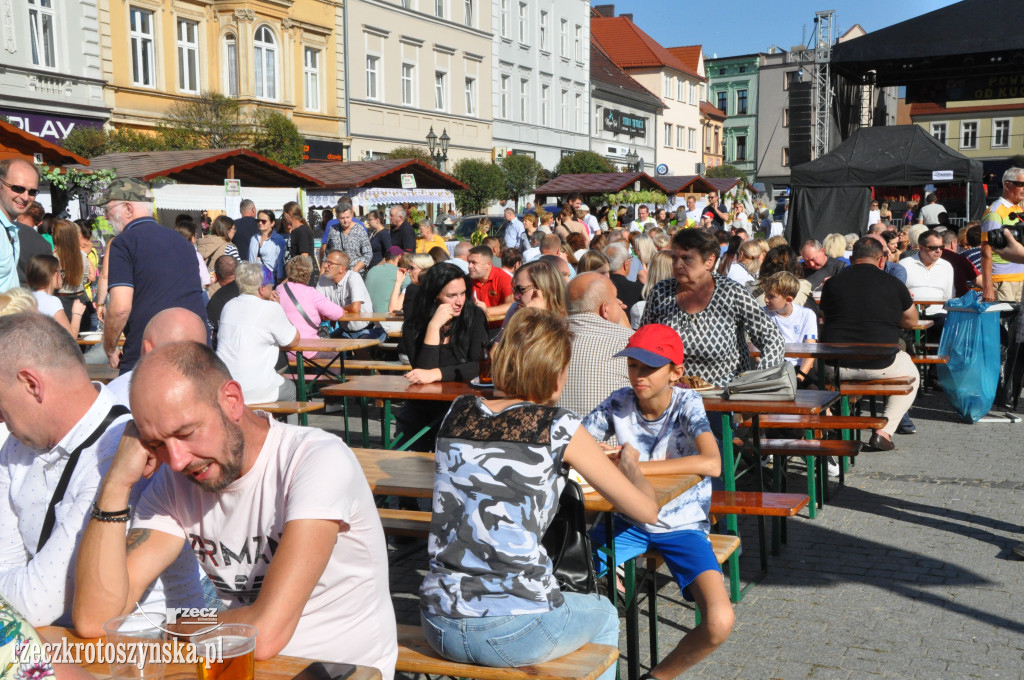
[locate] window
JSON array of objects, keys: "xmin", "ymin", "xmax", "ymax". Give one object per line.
[
  {"xmin": 782, "ymin": 147, "xmax": 790, "ymax": 166},
  {"xmin": 401, "ymin": 63, "xmax": 415, "ymax": 105},
  {"xmin": 690, "ymin": 83, "xmax": 697, "ymax": 104},
  {"xmin": 539, "ymin": 12, "xmax": 548, "ymax": 50},
  {"xmin": 960, "ymin": 121, "xmax": 978, "ymax": 149},
  {"xmin": 574, "ymin": 25, "xmax": 582, "ymax": 61},
  {"xmin": 465, "ymin": 77, "xmax": 476, "ymax": 116},
  {"xmin": 737, "ymin": 89, "xmax": 748, "ymax": 114},
  {"xmin": 224, "ymin": 34, "xmax": 238, "ymax": 96},
  {"xmin": 676, "ymin": 125, "xmax": 684, "ymax": 149},
  {"xmin": 176, "ymin": 19, "xmax": 200, "ymax": 93},
  {"xmin": 739, "ymin": 65, "xmax": 746, "ymax": 73},
  {"xmin": 718, "ymin": 67, "xmax": 726, "ymax": 76},
  {"xmin": 518, "ymin": 3, "xmax": 527, "ymax": 43},
  {"xmin": 500, "ymin": 75, "xmax": 509, "ymax": 118},
  {"xmin": 663, "ymin": 74, "xmax": 672, "ymax": 98},
  {"xmin": 304, "ymin": 47, "xmax": 320, "ymax": 110},
  {"xmin": 434, "ymin": 0, "xmax": 444, "ymax": 19},
  {"xmin": 993, "ymin": 119, "xmax": 1010, "ymax": 148},
  {"xmin": 129, "ymin": 7, "xmax": 156, "ymax": 87},
  {"xmin": 716, "ymin": 90, "xmax": 727, "ymax": 113},
  {"xmin": 930, "ymin": 122, "xmax": 947, "ymax": 144},
  {"xmin": 540, "ymin": 84, "xmax": 549, "ymax": 125},
  {"xmin": 28, "ymin": 0, "xmax": 56, "ymax": 69},
  {"xmin": 464, "ymin": 0, "xmax": 473, "ymax": 27},
  {"xmin": 575, "ymin": 92, "xmax": 583, "ymax": 132},
  {"xmin": 500, "ymin": 0, "xmax": 508, "ymax": 38},
  {"xmin": 560, "ymin": 19, "xmax": 568, "ymax": 57},
  {"xmin": 783, "ymin": 107, "xmax": 789, "ymax": 127},
  {"xmin": 365, "ymin": 55, "xmax": 380, "ymax": 100},
  {"xmin": 663, "ymin": 122, "xmax": 672, "ymax": 148},
  {"xmin": 253, "ymin": 26, "xmax": 277, "ymax": 99},
  {"xmin": 784, "ymin": 70, "xmax": 799, "ymax": 90},
  {"xmin": 688, "ymin": 128, "xmax": 696, "ymax": 152},
  {"xmin": 520, "ymin": 79, "xmax": 528, "ymax": 122},
  {"xmin": 735, "ymin": 135, "xmax": 747, "ymax": 161},
  {"xmin": 434, "ymin": 71, "xmax": 447, "ymax": 110},
  {"xmin": 560, "ymin": 89, "xmax": 568, "ymax": 129},
  {"xmin": 677, "ymin": 79, "xmax": 685, "ymax": 102}
]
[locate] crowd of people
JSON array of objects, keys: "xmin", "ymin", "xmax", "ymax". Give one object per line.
[{"xmin": 4, "ymin": 153, "xmax": 1024, "ymax": 679}]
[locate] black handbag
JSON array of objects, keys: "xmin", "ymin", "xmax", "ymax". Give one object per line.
[{"xmin": 541, "ymin": 476, "xmax": 597, "ymax": 594}]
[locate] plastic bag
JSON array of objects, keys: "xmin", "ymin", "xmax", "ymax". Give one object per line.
[{"xmin": 937, "ymin": 291, "xmax": 1000, "ymax": 423}]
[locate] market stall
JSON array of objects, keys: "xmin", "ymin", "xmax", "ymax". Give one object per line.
[{"xmin": 298, "ymin": 159, "xmax": 467, "ymax": 216}]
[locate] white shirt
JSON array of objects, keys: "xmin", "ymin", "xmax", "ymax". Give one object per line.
[
  {"xmin": 920, "ymin": 203, "xmax": 946, "ymax": 225},
  {"xmin": 727, "ymin": 262, "xmax": 755, "ymax": 285},
  {"xmin": 581, "ymin": 213, "xmax": 600, "ymax": 237},
  {"xmin": 685, "ymin": 208, "xmax": 701, "ymax": 224},
  {"xmin": 766, "ymin": 306, "xmax": 818, "ymax": 366},
  {"xmin": 867, "ymin": 210, "xmax": 881, "ymax": 228},
  {"xmin": 902, "ymin": 254, "xmax": 954, "ymax": 315},
  {"xmin": 32, "ymin": 291, "xmax": 64, "ymax": 319},
  {"xmin": 445, "ymin": 257, "xmax": 469, "ymax": 273},
  {"xmin": 317, "ymin": 270, "xmax": 372, "ymax": 331},
  {"xmin": 522, "ymin": 247, "xmax": 541, "ymax": 263},
  {"xmin": 217, "ymin": 295, "xmax": 298, "ymax": 403},
  {"xmin": 134, "ymin": 415, "xmax": 398, "ymax": 679},
  {"xmin": 0, "ymin": 385, "xmax": 202, "ymax": 625},
  {"xmin": 107, "ymin": 369, "xmax": 132, "ymax": 407}
]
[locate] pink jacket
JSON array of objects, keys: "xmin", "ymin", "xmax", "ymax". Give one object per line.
[{"xmin": 278, "ymin": 282, "xmax": 346, "ymax": 340}]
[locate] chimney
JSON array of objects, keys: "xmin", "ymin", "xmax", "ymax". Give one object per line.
[
  {"xmin": 621, "ymin": 13, "xmax": 633, "ymax": 22},
  {"xmin": 593, "ymin": 4, "xmax": 615, "ymax": 18}
]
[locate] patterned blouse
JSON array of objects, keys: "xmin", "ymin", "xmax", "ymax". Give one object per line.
[
  {"xmin": 0, "ymin": 594, "xmax": 54, "ymax": 680},
  {"xmin": 639, "ymin": 273, "xmax": 786, "ymax": 387},
  {"xmin": 420, "ymin": 396, "xmax": 580, "ymax": 618}
]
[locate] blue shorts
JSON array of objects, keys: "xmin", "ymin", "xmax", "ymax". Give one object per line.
[{"xmin": 591, "ymin": 517, "xmax": 721, "ymax": 602}]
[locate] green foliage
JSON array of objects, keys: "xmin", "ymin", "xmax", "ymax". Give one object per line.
[
  {"xmin": 250, "ymin": 110, "xmax": 305, "ymax": 167},
  {"xmin": 603, "ymin": 190, "xmax": 668, "ymax": 206},
  {"xmin": 61, "ymin": 126, "xmax": 166, "ymax": 157},
  {"xmin": 386, "ymin": 145, "xmax": 434, "ymax": 163},
  {"xmin": 705, "ymin": 163, "xmax": 748, "ymax": 180},
  {"xmin": 409, "ymin": 208, "xmax": 426, "ymax": 225},
  {"xmin": 450, "ymin": 159, "xmax": 505, "ymax": 215},
  {"xmin": 553, "ymin": 151, "xmax": 614, "ymax": 177},
  {"xmin": 60, "ymin": 127, "xmax": 109, "ymax": 157},
  {"xmin": 500, "ymin": 154, "xmax": 545, "ymax": 206},
  {"xmin": 40, "ymin": 165, "xmax": 118, "ymax": 206},
  {"xmin": 157, "ymin": 91, "xmax": 248, "ymax": 149}
]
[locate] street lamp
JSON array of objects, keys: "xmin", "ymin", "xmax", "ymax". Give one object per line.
[
  {"xmin": 625, "ymin": 148, "xmax": 639, "ymax": 172},
  {"xmin": 426, "ymin": 126, "xmax": 450, "ymax": 171}
]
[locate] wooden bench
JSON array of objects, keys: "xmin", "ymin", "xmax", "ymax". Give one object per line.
[
  {"xmin": 396, "ymin": 624, "xmax": 619, "ymax": 680},
  {"xmin": 739, "ymin": 414, "xmax": 886, "ymax": 431},
  {"xmin": 911, "ymin": 354, "xmax": 949, "ymax": 365},
  {"xmin": 344, "ymin": 360, "xmax": 412, "ymax": 373},
  {"xmin": 744, "ymin": 438, "xmax": 861, "ymax": 516},
  {"xmin": 249, "ymin": 400, "xmax": 325, "ymax": 416},
  {"xmin": 378, "ymin": 508, "xmax": 430, "ymax": 538}
]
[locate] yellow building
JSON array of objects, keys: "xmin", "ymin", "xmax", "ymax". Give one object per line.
[
  {"xmin": 909, "ymin": 99, "xmax": 1024, "ymax": 167},
  {"xmin": 98, "ymin": 0, "xmax": 349, "ymax": 157}
]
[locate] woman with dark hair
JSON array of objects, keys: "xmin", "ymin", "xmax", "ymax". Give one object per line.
[
  {"xmin": 365, "ymin": 209, "xmax": 391, "ymax": 267},
  {"xmin": 249, "ymin": 209, "xmax": 286, "ymax": 282},
  {"xmin": 197, "ymin": 216, "xmax": 239, "ymax": 290},
  {"xmin": 281, "ymin": 201, "xmax": 317, "ymax": 274},
  {"xmin": 716, "ymin": 235, "xmax": 743, "ymax": 276},
  {"xmin": 751, "ymin": 244, "xmax": 813, "ymax": 308},
  {"xmin": 640, "ymin": 229, "xmax": 785, "ymax": 388},
  {"xmin": 27, "ymin": 254, "xmax": 86, "ymax": 336}
]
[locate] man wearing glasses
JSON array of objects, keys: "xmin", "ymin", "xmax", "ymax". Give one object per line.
[
  {"xmin": 902, "ymin": 229, "xmax": 954, "ymax": 334},
  {"xmin": 981, "ymin": 167, "xmax": 1024, "ymax": 303},
  {"xmin": 0, "ymin": 159, "xmax": 40, "ymax": 293},
  {"xmin": 867, "ymin": 200, "xmax": 881, "ymax": 230}
]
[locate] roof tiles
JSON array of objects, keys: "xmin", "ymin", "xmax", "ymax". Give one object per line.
[{"xmin": 592, "ymin": 17, "xmax": 703, "ymax": 80}]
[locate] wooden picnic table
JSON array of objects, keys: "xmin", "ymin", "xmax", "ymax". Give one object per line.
[
  {"xmin": 750, "ymin": 342, "xmax": 901, "ymax": 390},
  {"xmin": 37, "ymin": 626, "xmax": 382, "ymax": 680},
  {"xmin": 349, "ymin": 447, "xmax": 698, "ymax": 680},
  {"xmin": 339, "ymin": 312, "xmax": 404, "ymax": 322},
  {"xmin": 291, "ymin": 338, "xmax": 381, "ymax": 425},
  {"xmin": 87, "ymin": 364, "xmax": 120, "ymax": 384},
  {"xmin": 78, "ymin": 334, "xmax": 123, "ymax": 347}
]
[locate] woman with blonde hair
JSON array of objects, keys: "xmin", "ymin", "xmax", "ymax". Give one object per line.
[
  {"xmin": 471, "ymin": 217, "xmax": 491, "ymax": 246},
  {"xmin": 822, "ymin": 233, "xmax": 848, "ymax": 264},
  {"xmin": 735, "ymin": 240, "xmax": 765, "ymax": 281},
  {"xmin": 389, "ymin": 252, "xmax": 435, "ymax": 315},
  {"xmin": 420, "ymin": 307, "xmax": 657, "ymax": 680},
  {"xmin": 52, "ymin": 218, "xmax": 94, "ymax": 330},
  {"xmin": 576, "ymin": 250, "xmax": 611, "ymax": 276},
  {"xmin": 0, "ymin": 287, "xmax": 38, "ymax": 317},
  {"xmin": 629, "ymin": 250, "xmax": 672, "ymax": 328},
  {"xmin": 631, "ymin": 232, "xmax": 656, "ymax": 284},
  {"xmin": 499, "ymin": 260, "xmax": 568, "ymax": 334}
]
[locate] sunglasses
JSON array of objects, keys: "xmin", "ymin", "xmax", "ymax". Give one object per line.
[
  {"xmin": 1, "ymin": 179, "xmax": 39, "ymax": 197},
  {"xmin": 513, "ymin": 284, "xmax": 535, "ymax": 296},
  {"xmin": 922, "ymin": 245, "xmax": 943, "ymax": 251},
  {"xmin": 1007, "ymin": 180, "xmax": 1024, "ymax": 188},
  {"xmin": 258, "ymin": 218, "xmax": 272, "ymax": 224}
]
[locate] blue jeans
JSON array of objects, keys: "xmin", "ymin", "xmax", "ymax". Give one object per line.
[{"xmin": 421, "ymin": 593, "xmax": 619, "ymax": 680}]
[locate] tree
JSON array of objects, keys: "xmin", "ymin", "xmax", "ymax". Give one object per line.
[
  {"xmin": 705, "ymin": 163, "xmax": 748, "ymax": 180},
  {"xmin": 61, "ymin": 126, "xmax": 166, "ymax": 157},
  {"xmin": 250, "ymin": 110, "xmax": 305, "ymax": 167},
  {"xmin": 386, "ymin": 145, "xmax": 434, "ymax": 163},
  {"xmin": 500, "ymin": 154, "xmax": 544, "ymax": 208},
  {"xmin": 553, "ymin": 151, "xmax": 614, "ymax": 177},
  {"xmin": 157, "ymin": 91, "xmax": 248, "ymax": 149},
  {"xmin": 451, "ymin": 159, "xmax": 505, "ymax": 215}
]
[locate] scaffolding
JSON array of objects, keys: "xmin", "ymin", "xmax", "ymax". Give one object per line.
[{"xmin": 811, "ymin": 10, "xmax": 835, "ymax": 160}]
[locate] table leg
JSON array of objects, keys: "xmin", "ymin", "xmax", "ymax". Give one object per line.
[
  {"xmin": 295, "ymin": 351, "xmax": 309, "ymax": 427},
  {"xmin": 624, "ymin": 558, "xmax": 639, "ymax": 680},
  {"xmin": 383, "ymin": 399, "xmax": 393, "ymax": 448},
  {"xmin": 721, "ymin": 413, "xmax": 741, "ymax": 603},
  {"xmin": 360, "ymin": 397, "xmax": 369, "ymax": 447}
]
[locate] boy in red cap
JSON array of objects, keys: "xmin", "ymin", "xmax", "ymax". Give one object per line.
[{"xmin": 582, "ymin": 323, "xmax": 733, "ymax": 679}]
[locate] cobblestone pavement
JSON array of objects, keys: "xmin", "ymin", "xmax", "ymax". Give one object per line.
[{"xmin": 310, "ymin": 388, "xmax": 1024, "ymax": 679}]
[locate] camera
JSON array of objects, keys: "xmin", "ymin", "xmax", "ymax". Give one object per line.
[{"xmin": 987, "ymin": 212, "xmax": 1024, "ymax": 250}]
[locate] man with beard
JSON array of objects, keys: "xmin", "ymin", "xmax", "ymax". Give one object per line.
[{"xmin": 73, "ymin": 341, "xmax": 398, "ymax": 678}]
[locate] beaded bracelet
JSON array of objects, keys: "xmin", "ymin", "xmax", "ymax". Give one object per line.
[{"xmin": 90, "ymin": 503, "xmax": 132, "ymax": 523}]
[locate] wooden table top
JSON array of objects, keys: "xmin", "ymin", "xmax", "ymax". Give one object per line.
[
  {"xmin": 37, "ymin": 627, "xmax": 382, "ymax": 680},
  {"xmin": 339, "ymin": 312, "xmax": 403, "ymax": 322},
  {"xmin": 321, "ymin": 375, "xmax": 494, "ymax": 401},
  {"xmin": 751, "ymin": 342, "xmax": 900, "ymax": 360},
  {"xmin": 291, "ymin": 338, "xmax": 381, "ymax": 353},
  {"xmin": 87, "ymin": 364, "xmax": 120, "ymax": 384},
  {"xmin": 911, "ymin": 299, "xmax": 949, "ymax": 307},
  {"xmin": 351, "ymin": 448, "xmax": 700, "ymax": 512},
  {"xmin": 78, "ymin": 334, "xmax": 123, "ymax": 347},
  {"xmin": 912, "ymin": 319, "xmax": 935, "ymax": 330},
  {"xmin": 700, "ymin": 388, "xmax": 840, "ymax": 415}
]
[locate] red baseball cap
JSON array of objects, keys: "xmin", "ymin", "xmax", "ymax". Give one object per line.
[{"xmin": 614, "ymin": 324, "xmax": 685, "ymax": 367}]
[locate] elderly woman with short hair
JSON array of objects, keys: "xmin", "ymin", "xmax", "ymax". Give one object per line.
[
  {"xmin": 417, "ymin": 220, "xmax": 448, "ymax": 254},
  {"xmin": 277, "ymin": 255, "xmax": 348, "ymax": 348},
  {"xmin": 215, "ymin": 262, "xmax": 300, "ymax": 405}
]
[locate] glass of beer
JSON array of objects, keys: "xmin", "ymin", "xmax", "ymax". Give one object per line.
[
  {"xmin": 194, "ymin": 624, "xmax": 257, "ymax": 680},
  {"xmin": 478, "ymin": 341, "xmax": 492, "ymax": 384},
  {"xmin": 103, "ymin": 610, "xmax": 167, "ymax": 680}
]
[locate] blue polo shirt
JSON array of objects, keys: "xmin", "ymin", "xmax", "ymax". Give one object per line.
[
  {"xmin": 0, "ymin": 209, "xmax": 21, "ymax": 293},
  {"xmin": 107, "ymin": 217, "xmax": 208, "ymax": 371}
]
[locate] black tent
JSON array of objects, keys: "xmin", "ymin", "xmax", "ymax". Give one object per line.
[{"xmin": 786, "ymin": 125, "xmax": 985, "ymax": 245}]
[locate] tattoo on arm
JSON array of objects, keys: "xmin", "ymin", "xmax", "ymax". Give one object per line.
[{"xmin": 126, "ymin": 529, "xmax": 151, "ymax": 555}]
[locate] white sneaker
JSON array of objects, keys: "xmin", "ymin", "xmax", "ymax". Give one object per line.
[{"xmin": 826, "ymin": 457, "xmax": 840, "ymax": 478}]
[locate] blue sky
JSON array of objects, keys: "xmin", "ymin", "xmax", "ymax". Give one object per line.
[{"xmin": 599, "ymin": 0, "xmax": 962, "ymax": 61}]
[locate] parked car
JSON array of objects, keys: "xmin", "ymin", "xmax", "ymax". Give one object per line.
[{"xmin": 454, "ymin": 215, "xmax": 508, "ymax": 243}]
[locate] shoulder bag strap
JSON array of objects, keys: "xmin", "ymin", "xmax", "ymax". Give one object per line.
[
  {"xmin": 282, "ymin": 282, "xmax": 320, "ymax": 332},
  {"xmin": 37, "ymin": 403, "xmax": 131, "ymax": 552}
]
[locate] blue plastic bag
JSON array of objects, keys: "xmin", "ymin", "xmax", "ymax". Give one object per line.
[{"xmin": 937, "ymin": 291, "xmax": 1000, "ymax": 423}]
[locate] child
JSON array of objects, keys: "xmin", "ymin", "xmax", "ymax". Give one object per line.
[
  {"xmin": 762, "ymin": 271, "xmax": 817, "ymax": 384},
  {"xmin": 583, "ymin": 324, "xmax": 733, "ymax": 680}
]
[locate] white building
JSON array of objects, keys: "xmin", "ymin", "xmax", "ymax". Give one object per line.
[{"xmin": 490, "ymin": 0, "xmax": 591, "ymax": 171}]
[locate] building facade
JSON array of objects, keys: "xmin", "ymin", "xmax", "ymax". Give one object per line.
[
  {"xmin": 345, "ymin": 0, "xmax": 493, "ymax": 168},
  {"xmin": 490, "ymin": 0, "xmax": 590, "ymax": 170},
  {"xmin": 97, "ymin": 0, "xmax": 348, "ymax": 157},
  {"xmin": 909, "ymin": 100, "xmax": 1024, "ymax": 179},
  {"xmin": 706, "ymin": 53, "xmax": 762, "ymax": 177},
  {"xmin": 591, "ymin": 11, "xmax": 704, "ymax": 176},
  {"xmin": 0, "ymin": 0, "xmax": 109, "ymax": 143},
  {"xmin": 699, "ymin": 101, "xmax": 725, "ymax": 169},
  {"xmin": 589, "ymin": 39, "xmax": 663, "ymax": 170}
]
